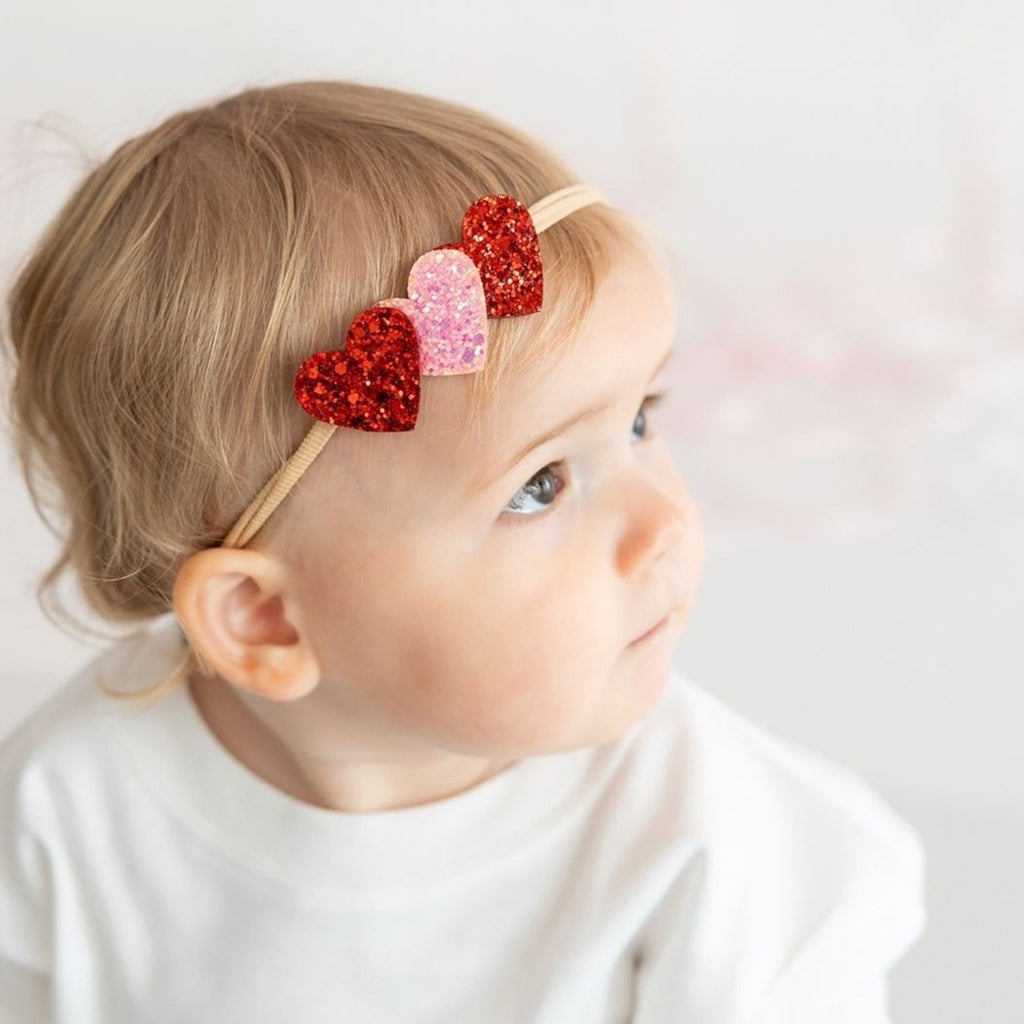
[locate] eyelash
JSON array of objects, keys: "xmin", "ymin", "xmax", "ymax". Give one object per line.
[{"xmin": 501, "ymin": 391, "xmax": 668, "ymax": 520}]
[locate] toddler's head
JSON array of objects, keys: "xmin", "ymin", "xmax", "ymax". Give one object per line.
[{"xmin": 4, "ymin": 81, "xmax": 703, "ymax": 766}]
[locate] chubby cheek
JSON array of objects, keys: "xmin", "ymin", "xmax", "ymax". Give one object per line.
[{"xmin": 393, "ymin": 554, "xmax": 616, "ymax": 755}]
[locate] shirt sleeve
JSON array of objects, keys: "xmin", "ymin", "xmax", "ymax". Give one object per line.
[
  {"xmin": 628, "ymin": 766, "xmax": 927, "ymax": 1022},
  {"xmin": 0, "ymin": 956, "xmax": 50, "ymax": 1024},
  {"xmin": 0, "ymin": 754, "xmax": 54, "ymax": 1023},
  {"xmin": 630, "ymin": 884, "xmax": 922, "ymax": 1024},
  {"xmin": 753, "ymin": 885, "xmax": 926, "ymax": 1024},
  {"xmin": 832, "ymin": 974, "xmax": 892, "ymax": 1023}
]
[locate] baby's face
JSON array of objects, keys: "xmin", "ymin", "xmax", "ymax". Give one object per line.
[{"xmin": 282, "ymin": 244, "xmax": 703, "ymax": 758}]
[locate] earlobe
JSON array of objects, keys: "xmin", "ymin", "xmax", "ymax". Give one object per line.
[{"xmin": 172, "ymin": 547, "xmax": 320, "ymax": 701}]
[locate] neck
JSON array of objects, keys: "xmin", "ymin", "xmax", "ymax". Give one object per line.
[{"xmin": 186, "ymin": 673, "xmax": 515, "ymax": 813}]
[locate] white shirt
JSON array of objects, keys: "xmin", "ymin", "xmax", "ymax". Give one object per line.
[{"xmin": 0, "ymin": 616, "xmax": 926, "ymax": 1023}]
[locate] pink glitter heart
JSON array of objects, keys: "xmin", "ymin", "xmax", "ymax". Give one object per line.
[{"xmin": 376, "ymin": 248, "xmax": 488, "ymax": 376}]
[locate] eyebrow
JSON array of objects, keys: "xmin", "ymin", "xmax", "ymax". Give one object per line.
[{"xmin": 472, "ymin": 344, "xmax": 677, "ymax": 497}]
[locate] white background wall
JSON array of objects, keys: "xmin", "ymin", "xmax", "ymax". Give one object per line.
[{"xmin": 2, "ymin": 1, "xmax": 1021, "ymax": 1019}]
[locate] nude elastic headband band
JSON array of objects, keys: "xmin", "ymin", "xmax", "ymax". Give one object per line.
[{"xmin": 221, "ymin": 184, "xmax": 608, "ymax": 549}]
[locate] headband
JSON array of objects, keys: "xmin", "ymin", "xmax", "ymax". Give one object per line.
[{"xmin": 221, "ymin": 184, "xmax": 608, "ymax": 549}]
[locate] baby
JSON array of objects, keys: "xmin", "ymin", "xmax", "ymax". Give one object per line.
[{"xmin": 0, "ymin": 81, "xmax": 926, "ymax": 1022}]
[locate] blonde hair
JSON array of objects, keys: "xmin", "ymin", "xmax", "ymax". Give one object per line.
[{"xmin": 1, "ymin": 80, "xmax": 658, "ymax": 708}]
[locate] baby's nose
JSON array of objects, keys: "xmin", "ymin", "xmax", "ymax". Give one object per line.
[{"xmin": 615, "ymin": 479, "xmax": 687, "ymax": 578}]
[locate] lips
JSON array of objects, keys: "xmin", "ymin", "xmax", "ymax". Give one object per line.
[
  {"xmin": 629, "ymin": 569, "xmax": 687, "ymax": 647},
  {"xmin": 628, "ymin": 609, "xmax": 673, "ymax": 647}
]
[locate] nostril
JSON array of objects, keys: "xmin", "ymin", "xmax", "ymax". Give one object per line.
[
  {"xmin": 617, "ymin": 496, "xmax": 687, "ymax": 578},
  {"xmin": 653, "ymin": 512, "xmax": 686, "ymax": 561}
]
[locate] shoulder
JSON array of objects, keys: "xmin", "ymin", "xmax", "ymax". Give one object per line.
[
  {"xmin": 632, "ymin": 668, "xmax": 925, "ymax": 1011},
  {"xmin": 0, "ymin": 624, "xmax": 171, "ymax": 836},
  {"xmin": 0, "ymin": 625, "xmax": 178, "ymax": 985},
  {"xmin": 662, "ymin": 668, "xmax": 925, "ymax": 905}
]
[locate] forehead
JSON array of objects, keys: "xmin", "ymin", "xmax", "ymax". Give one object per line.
[
  {"xmin": 419, "ymin": 245, "xmax": 675, "ymax": 475},
  {"xmin": 294, "ymin": 245, "xmax": 675, "ymax": 533}
]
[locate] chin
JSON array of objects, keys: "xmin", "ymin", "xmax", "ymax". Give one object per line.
[{"xmin": 590, "ymin": 664, "xmax": 673, "ymax": 749}]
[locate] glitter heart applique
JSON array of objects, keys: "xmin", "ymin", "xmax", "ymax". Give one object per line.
[
  {"xmin": 440, "ymin": 194, "xmax": 543, "ymax": 318},
  {"xmin": 376, "ymin": 248, "xmax": 488, "ymax": 376},
  {"xmin": 294, "ymin": 306, "xmax": 420, "ymax": 431}
]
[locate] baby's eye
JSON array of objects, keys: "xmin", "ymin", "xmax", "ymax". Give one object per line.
[
  {"xmin": 503, "ymin": 463, "xmax": 565, "ymax": 517},
  {"xmin": 501, "ymin": 391, "xmax": 667, "ymax": 519}
]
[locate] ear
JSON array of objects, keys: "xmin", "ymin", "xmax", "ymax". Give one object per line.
[{"xmin": 172, "ymin": 547, "xmax": 320, "ymax": 702}]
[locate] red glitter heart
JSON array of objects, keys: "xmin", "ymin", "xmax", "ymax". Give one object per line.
[
  {"xmin": 438, "ymin": 195, "xmax": 543, "ymax": 318},
  {"xmin": 294, "ymin": 306, "xmax": 420, "ymax": 431}
]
